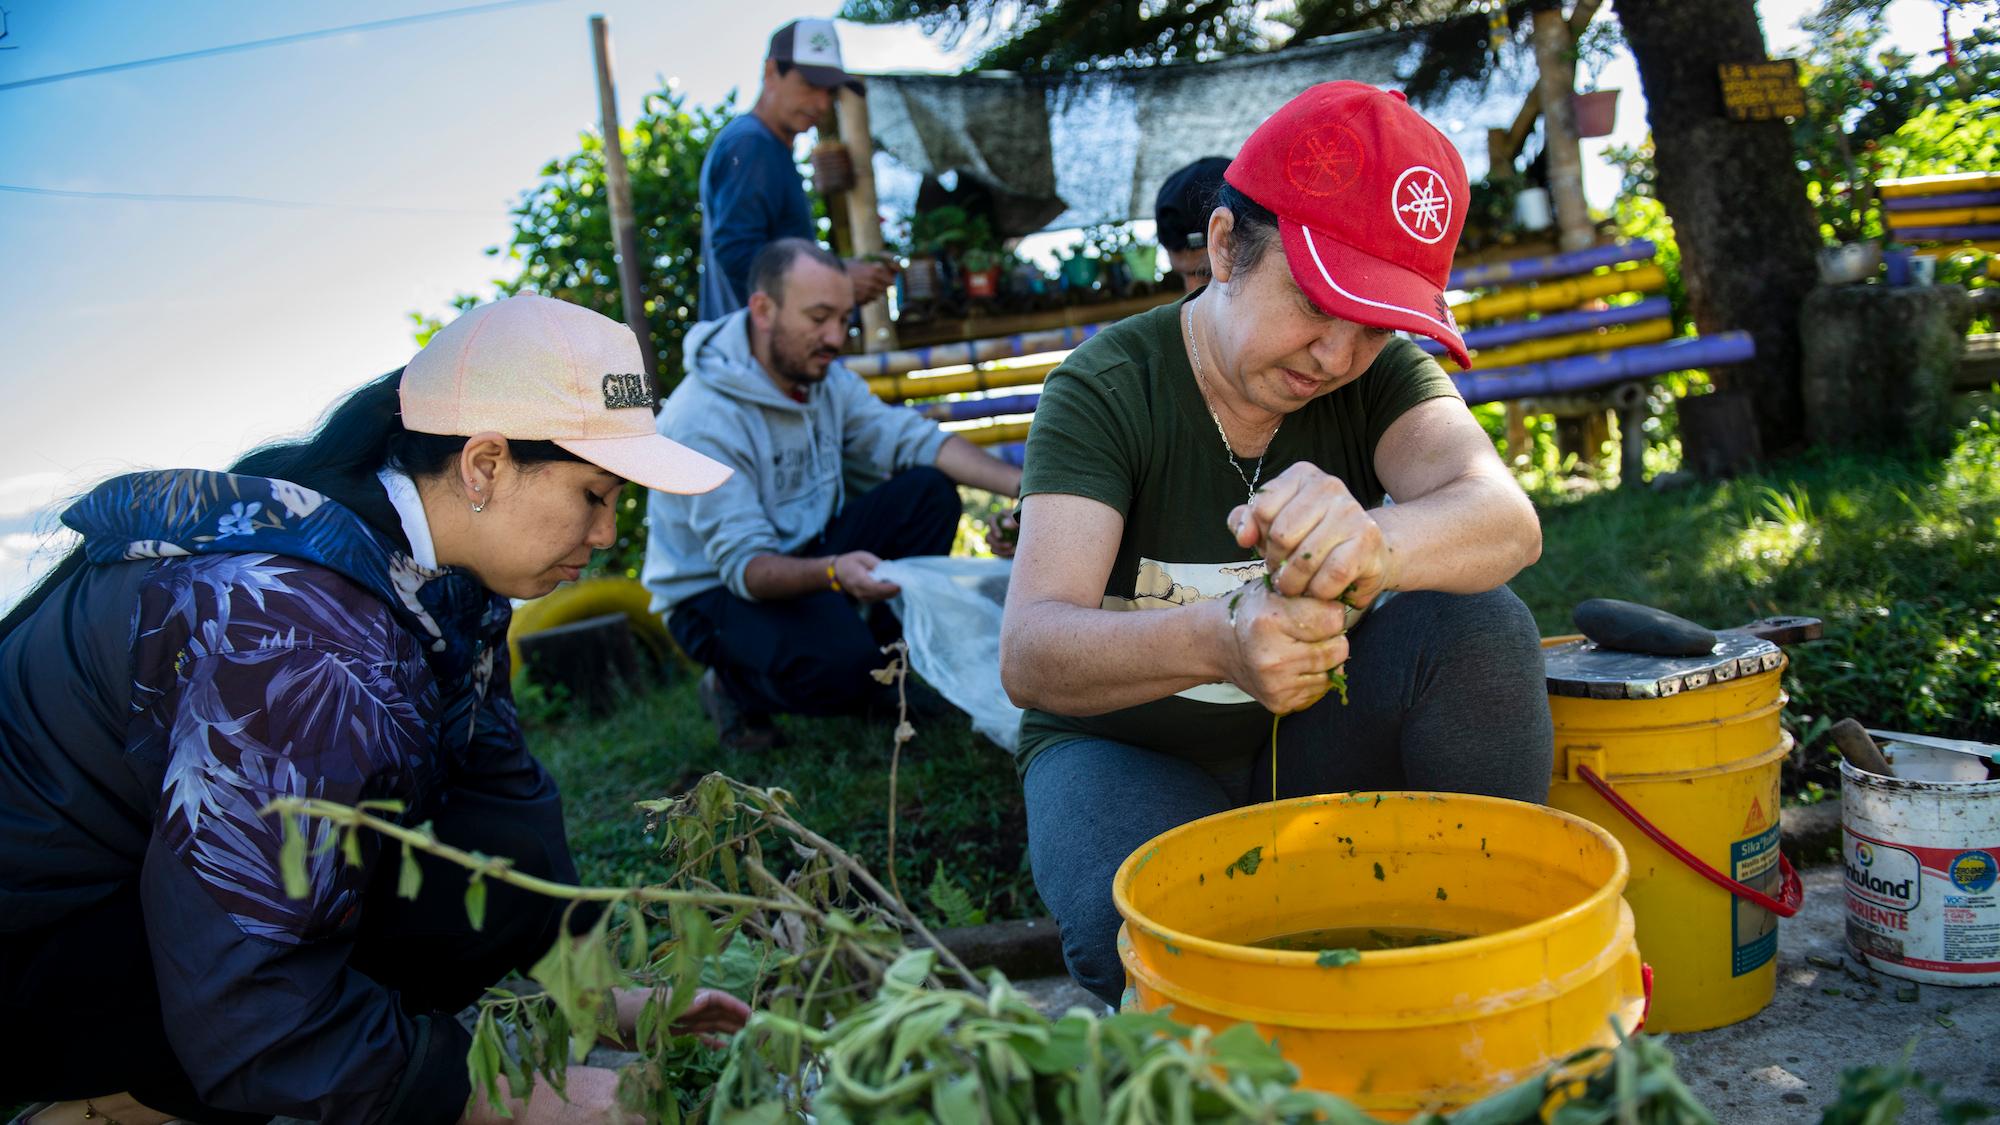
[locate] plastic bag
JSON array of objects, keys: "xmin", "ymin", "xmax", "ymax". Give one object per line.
[{"xmin": 873, "ymin": 556, "xmax": 1021, "ymax": 750}]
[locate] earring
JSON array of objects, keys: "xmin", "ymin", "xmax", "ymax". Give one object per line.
[{"xmin": 471, "ymin": 482, "xmax": 485, "ymax": 514}]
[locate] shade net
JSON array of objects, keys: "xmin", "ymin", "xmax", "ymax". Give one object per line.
[{"xmin": 861, "ymin": 29, "xmax": 1540, "ymax": 237}]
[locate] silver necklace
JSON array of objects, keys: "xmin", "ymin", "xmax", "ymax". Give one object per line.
[{"xmin": 1184, "ymin": 303, "xmax": 1280, "ymax": 505}]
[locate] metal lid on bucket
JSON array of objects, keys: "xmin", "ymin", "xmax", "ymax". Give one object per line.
[{"xmin": 1544, "ymin": 633, "xmax": 1784, "ymax": 699}]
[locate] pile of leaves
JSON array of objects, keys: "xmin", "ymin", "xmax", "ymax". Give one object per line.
[{"xmin": 274, "ymin": 771, "xmax": 1989, "ymax": 1124}]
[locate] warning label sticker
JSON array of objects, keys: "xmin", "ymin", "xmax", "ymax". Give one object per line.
[{"xmin": 1732, "ymin": 822, "xmax": 1782, "ymax": 976}]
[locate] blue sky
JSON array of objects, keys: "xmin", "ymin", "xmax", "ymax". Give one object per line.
[{"xmin": 0, "ymin": 0, "xmax": 1950, "ymax": 608}]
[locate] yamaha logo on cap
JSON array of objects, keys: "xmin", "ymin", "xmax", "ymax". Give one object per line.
[{"xmin": 1392, "ymin": 166, "xmax": 1453, "ymax": 245}]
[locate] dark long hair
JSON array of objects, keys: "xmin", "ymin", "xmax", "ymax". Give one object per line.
[{"xmin": 0, "ymin": 369, "xmax": 582, "ymax": 639}]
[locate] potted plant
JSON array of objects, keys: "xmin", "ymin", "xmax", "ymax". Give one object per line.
[
  {"xmin": 960, "ymin": 217, "xmax": 1002, "ymax": 300},
  {"xmin": 1571, "ymin": 19, "xmax": 1623, "ymax": 139},
  {"xmin": 1057, "ymin": 234, "xmax": 1101, "ymax": 294},
  {"xmin": 811, "ymin": 140, "xmax": 854, "ymax": 196},
  {"xmin": 1121, "ymin": 240, "xmax": 1160, "ymax": 287},
  {"xmin": 900, "ymin": 206, "xmax": 971, "ymax": 305}
]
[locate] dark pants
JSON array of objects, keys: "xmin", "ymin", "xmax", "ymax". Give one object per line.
[
  {"xmin": 0, "ymin": 791, "xmax": 579, "ymax": 1121},
  {"xmin": 668, "ymin": 466, "xmax": 961, "ymax": 717},
  {"xmin": 1023, "ymin": 587, "xmax": 1555, "ymax": 1006}
]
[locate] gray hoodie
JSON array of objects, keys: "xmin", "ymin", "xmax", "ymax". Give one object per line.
[{"xmin": 643, "ymin": 309, "xmax": 951, "ymax": 614}]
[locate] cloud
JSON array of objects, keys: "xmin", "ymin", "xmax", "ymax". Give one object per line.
[
  {"xmin": 0, "ymin": 471, "xmax": 70, "ymax": 519},
  {"xmin": 0, "ymin": 527, "xmax": 78, "ymax": 616}
]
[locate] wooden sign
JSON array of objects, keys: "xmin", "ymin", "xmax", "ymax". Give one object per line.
[{"xmin": 1719, "ymin": 59, "xmax": 1806, "ymax": 122}]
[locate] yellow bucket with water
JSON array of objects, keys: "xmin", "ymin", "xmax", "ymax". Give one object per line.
[
  {"xmin": 1113, "ymin": 792, "xmax": 1647, "ymax": 1119},
  {"xmin": 1541, "ymin": 634, "xmax": 1803, "ymax": 1033}
]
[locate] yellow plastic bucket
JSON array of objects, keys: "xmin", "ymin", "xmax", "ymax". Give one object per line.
[
  {"xmin": 1113, "ymin": 792, "xmax": 1646, "ymax": 1119},
  {"xmin": 1542, "ymin": 635, "xmax": 1801, "ymax": 1032},
  {"xmin": 506, "ymin": 576, "xmax": 680, "ymax": 677}
]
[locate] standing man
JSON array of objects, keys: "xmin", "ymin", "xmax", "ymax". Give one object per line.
[
  {"xmin": 648, "ymin": 239, "xmax": 1023, "ymax": 750},
  {"xmin": 698, "ymin": 18, "xmax": 897, "ymax": 322},
  {"xmin": 1153, "ymin": 156, "xmax": 1231, "ymax": 291}
]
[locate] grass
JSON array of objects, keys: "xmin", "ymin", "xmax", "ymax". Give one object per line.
[
  {"xmin": 528, "ymin": 400, "xmax": 2000, "ymax": 923},
  {"xmin": 521, "ymin": 674, "xmax": 1030, "ymax": 924},
  {"xmin": 1516, "ymin": 401, "xmax": 2000, "ymax": 756}
]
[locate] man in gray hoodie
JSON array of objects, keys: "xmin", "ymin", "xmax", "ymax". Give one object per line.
[{"xmin": 645, "ymin": 239, "xmax": 1024, "ymax": 748}]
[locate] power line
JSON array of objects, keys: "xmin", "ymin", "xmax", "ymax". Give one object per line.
[
  {"xmin": 0, "ymin": 183, "xmax": 500, "ymax": 217},
  {"xmin": 0, "ymin": 0, "xmax": 566, "ymax": 93}
]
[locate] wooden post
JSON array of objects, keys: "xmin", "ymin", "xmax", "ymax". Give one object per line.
[
  {"xmin": 815, "ymin": 105, "xmax": 856, "ymax": 259},
  {"xmin": 590, "ymin": 15, "xmax": 655, "ymax": 377},
  {"xmin": 1531, "ymin": 2, "xmax": 1594, "ymax": 252},
  {"xmin": 836, "ymin": 86, "xmax": 897, "ymax": 353}
]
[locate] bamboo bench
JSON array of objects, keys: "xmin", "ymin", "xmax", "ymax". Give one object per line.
[{"xmin": 865, "ymin": 240, "xmax": 1753, "ymax": 481}]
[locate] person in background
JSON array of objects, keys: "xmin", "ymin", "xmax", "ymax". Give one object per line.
[
  {"xmin": 646, "ymin": 239, "xmax": 1023, "ymax": 751},
  {"xmin": 1000, "ymin": 84, "xmax": 1551, "ymax": 1007},
  {"xmin": 0, "ymin": 296, "xmax": 748, "ymax": 1125},
  {"xmin": 1153, "ymin": 156, "xmax": 1232, "ymax": 291},
  {"xmin": 698, "ymin": 17, "xmax": 896, "ymax": 322}
]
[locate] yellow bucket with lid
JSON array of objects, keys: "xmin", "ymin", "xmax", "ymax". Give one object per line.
[
  {"xmin": 1113, "ymin": 792, "xmax": 1647, "ymax": 1119},
  {"xmin": 1541, "ymin": 633, "xmax": 1804, "ymax": 1033}
]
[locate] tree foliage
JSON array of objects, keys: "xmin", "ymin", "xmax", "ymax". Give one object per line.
[
  {"xmin": 416, "ymin": 84, "xmax": 736, "ymax": 385},
  {"xmin": 838, "ymin": 0, "xmax": 1537, "ymax": 104},
  {"xmin": 413, "ymin": 84, "xmax": 739, "ymax": 578},
  {"xmin": 1793, "ymin": 3, "xmax": 2000, "ymax": 242}
]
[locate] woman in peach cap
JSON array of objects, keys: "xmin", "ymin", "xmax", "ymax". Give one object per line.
[{"xmin": 0, "ymin": 296, "xmax": 743, "ymax": 1124}]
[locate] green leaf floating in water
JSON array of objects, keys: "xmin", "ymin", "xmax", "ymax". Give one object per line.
[
  {"xmin": 1316, "ymin": 948, "xmax": 1361, "ymax": 968},
  {"xmin": 1224, "ymin": 845, "xmax": 1264, "ymax": 879}
]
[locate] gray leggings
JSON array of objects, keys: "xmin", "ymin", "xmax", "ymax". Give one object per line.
[{"xmin": 1022, "ymin": 586, "xmax": 1554, "ymax": 1006}]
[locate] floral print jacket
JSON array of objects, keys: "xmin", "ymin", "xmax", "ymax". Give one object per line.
[{"xmin": 0, "ymin": 470, "xmax": 571, "ymax": 1123}]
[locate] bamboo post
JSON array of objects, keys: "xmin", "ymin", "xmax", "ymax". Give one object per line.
[
  {"xmin": 816, "ymin": 105, "xmax": 856, "ymax": 259},
  {"xmin": 1531, "ymin": 1, "xmax": 1594, "ymax": 252},
  {"xmin": 590, "ymin": 15, "xmax": 655, "ymax": 377},
  {"xmin": 835, "ymin": 86, "xmax": 897, "ymax": 353}
]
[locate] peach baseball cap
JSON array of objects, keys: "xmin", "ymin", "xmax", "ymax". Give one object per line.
[{"xmin": 400, "ymin": 295, "xmax": 730, "ymax": 495}]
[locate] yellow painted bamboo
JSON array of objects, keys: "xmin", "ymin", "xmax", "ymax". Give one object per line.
[
  {"xmin": 1885, "ymin": 205, "xmax": 2000, "ymax": 228},
  {"xmin": 1451, "ymin": 264, "xmax": 1667, "ymax": 325},
  {"xmin": 1450, "ymin": 318, "xmax": 1675, "ymax": 372},
  {"xmin": 1879, "ymin": 172, "xmax": 2000, "ymax": 198},
  {"xmin": 950, "ymin": 419, "xmax": 1032, "ymax": 446},
  {"xmin": 869, "ymin": 360, "xmax": 1061, "ymax": 402}
]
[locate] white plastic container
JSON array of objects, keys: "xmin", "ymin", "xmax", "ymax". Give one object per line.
[{"xmin": 1840, "ymin": 757, "xmax": 2000, "ymax": 986}]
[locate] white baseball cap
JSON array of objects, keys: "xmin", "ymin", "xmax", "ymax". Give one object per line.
[
  {"xmin": 768, "ymin": 18, "xmax": 863, "ymax": 92},
  {"xmin": 400, "ymin": 295, "xmax": 731, "ymax": 495}
]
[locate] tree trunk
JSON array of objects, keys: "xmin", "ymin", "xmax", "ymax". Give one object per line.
[
  {"xmin": 1613, "ymin": 0, "xmax": 1822, "ymax": 457},
  {"xmin": 1532, "ymin": 5, "xmax": 1593, "ymax": 252}
]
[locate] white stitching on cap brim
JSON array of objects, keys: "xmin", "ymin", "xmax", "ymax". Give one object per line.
[{"xmin": 1300, "ymin": 226, "xmax": 1464, "ymax": 351}]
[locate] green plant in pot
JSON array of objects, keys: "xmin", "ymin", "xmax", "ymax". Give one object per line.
[
  {"xmin": 1057, "ymin": 233, "xmax": 1102, "ymax": 294},
  {"xmin": 901, "ymin": 205, "xmax": 971, "ymax": 305},
  {"xmin": 959, "ymin": 216, "xmax": 1002, "ymax": 300},
  {"xmin": 1121, "ymin": 239, "xmax": 1161, "ymax": 286},
  {"xmin": 1570, "ymin": 18, "xmax": 1623, "ymax": 139}
]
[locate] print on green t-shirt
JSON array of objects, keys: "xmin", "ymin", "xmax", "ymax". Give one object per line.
[{"xmin": 1013, "ymin": 295, "xmax": 1461, "ymax": 775}]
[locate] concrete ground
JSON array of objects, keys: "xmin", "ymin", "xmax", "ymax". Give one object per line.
[
  {"xmin": 1012, "ymin": 865, "xmax": 2000, "ymax": 1121},
  {"xmin": 1660, "ymin": 865, "xmax": 1999, "ymax": 1123}
]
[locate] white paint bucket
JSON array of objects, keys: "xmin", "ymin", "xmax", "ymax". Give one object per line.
[{"xmin": 1840, "ymin": 758, "xmax": 2000, "ymax": 986}]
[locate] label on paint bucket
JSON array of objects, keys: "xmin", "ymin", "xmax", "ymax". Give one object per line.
[
  {"xmin": 1731, "ymin": 823, "xmax": 1781, "ymax": 976},
  {"xmin": 1844, "ymin": 828, "xmax": 2000, "ymax": 975}
]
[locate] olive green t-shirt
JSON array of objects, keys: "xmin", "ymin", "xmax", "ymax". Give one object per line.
[{"xmin": 1014, "ymin": 295, "xmax": 1461, "ymax": 776}]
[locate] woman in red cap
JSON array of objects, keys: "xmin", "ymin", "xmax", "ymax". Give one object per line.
[
  {"xmin": 0, "ymin": 296, "xmax": 747, "ymax": 1124},
  {"xmin": 1000, "ymin": 83, "xmax": 1551, "ymax": 1005}
]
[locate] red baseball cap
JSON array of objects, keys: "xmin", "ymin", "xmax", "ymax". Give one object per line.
[{"xmin": 1225, "ymin": 81, "xmax": 1472, "ymax": 369}]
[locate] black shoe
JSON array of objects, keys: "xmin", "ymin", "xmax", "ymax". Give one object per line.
[{"xmin": 699, "ymin": 669, "xmax": 787, "ymax": 752}]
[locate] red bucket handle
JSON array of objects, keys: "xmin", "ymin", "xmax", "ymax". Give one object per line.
[
  {"xmin": 1636, "ymin": 963, "xmax": 1654, "ymax": 1033},
  {"xmin": 1577, "ymin": 763, "xmax": 1803, "ymax": 917}
]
